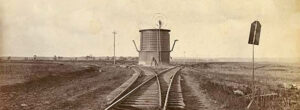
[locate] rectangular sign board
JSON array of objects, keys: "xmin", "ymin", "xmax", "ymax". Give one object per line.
[{"xmin": 248, "ymin": 21, "xmax": 261, "ymax": 45}]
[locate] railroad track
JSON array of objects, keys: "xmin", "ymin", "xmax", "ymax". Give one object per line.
[{"xmin": 105, "ymin": 66, "xmax": 185, "ymax": 110}]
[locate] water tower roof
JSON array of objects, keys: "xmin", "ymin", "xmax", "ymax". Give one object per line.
[{"xmin": 139, "ymin": 29, "xmax": 170, "ymax": 32}]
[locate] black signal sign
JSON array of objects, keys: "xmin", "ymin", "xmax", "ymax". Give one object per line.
[{"xmin": 248, "ymin": 21, "xmax": 261, "ymax": 45}]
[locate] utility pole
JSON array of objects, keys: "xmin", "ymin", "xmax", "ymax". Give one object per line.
[
  {"xmin": 113, "ymin": 31, "xmax": 117, "ymax": 65},
  {"xmin": 184, "ymin": 51, "xmax": 186, "ymax": 65}
]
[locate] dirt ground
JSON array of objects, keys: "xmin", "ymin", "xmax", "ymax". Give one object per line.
[
  {"xmin": 0, "ymin": 61, "xmax": 133, "ymax": 110},
  {"xmin": 181, "ymin": 62, "xmax": 300, "ymax": 110},
  {"xmin": 181, "ymin": 70, "xmax": 221, "ymax": 110},
  {"xmin": 1, "ymin": 61, "xmax": 299, "ymax": 110}
]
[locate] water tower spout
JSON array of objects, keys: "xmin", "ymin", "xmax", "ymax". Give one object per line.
[
  {"xmin": 132, "ymin": 40, "xmax": 140, "ymax": 52},
  {"xmin": 171, "ymin": 39, "xmax": 178, "ymax": 52}
]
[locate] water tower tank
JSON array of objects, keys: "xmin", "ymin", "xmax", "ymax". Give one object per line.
[{"xmin": 138, "ymin": 29, "xmax": 171, "ymax": 66}]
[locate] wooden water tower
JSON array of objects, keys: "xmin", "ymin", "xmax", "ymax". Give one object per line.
[{"xmin": 133, "ymin": 21, "xmax": 178, "ymax": 66}]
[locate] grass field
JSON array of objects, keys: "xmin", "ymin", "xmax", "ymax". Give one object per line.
[
  {"xmin": 182, "ymin": 62, "xmax": 300, "ymax": 110},
  {"xmin": 0, "ymin": 61, "xmax": 133, "ymax": 110},
  {"xmin": 0, "ymin": 60, "xmax": 299, "ymax": 110}
]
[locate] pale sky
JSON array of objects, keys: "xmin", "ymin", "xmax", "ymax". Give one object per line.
[{"xmin": 0, "ymin": 0, "xmax": 299, "ymax": 58}]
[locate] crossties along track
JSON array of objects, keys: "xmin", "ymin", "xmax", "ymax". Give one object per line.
[{"xmin": 105, "ymin": 66, "xmax": 185, "ymax": 110}]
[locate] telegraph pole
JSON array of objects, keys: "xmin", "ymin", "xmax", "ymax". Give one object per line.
[
  {"xmin": 113, "ymin": 31, "xmax": 117, "ymax": 65},
  {"xmin": 184, "ymin": 51, "xmax": 186, "ymax": 65}
]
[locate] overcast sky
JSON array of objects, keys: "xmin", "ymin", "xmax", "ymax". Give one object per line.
[{"xmin": 0, "ymin": 0, "xmax": 299, "ymax": 58}]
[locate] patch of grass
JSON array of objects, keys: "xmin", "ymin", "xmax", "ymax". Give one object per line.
[
  {"xmin": 0, "ymin": 62, "xmax": 84, "ymax": 86},
  {"xmin": 185, "ymin": 62, "xmax": 300, "ymax": 110},
  {"xmin": 0, "ymin": 61, "xmax": 134, "ymax": 110}
]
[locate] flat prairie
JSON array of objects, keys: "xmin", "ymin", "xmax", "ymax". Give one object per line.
[
  {"xmin": 182, "ymin": 62, "xmax": 300, "ymax": 110},
  {"xmin": 1, "ymin": 61, "xmax": 299, "ymax": 110},
  {"xmin": 0, "ymin": 61, "xmax": 133, "ymax": 110}
]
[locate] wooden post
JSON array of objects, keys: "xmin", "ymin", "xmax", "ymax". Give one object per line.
[{"xmin": 252, "ymin": 43, "xmax": 255, "ymax": 96}]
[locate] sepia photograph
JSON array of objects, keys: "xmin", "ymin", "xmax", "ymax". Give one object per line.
[{"xmin": 0, "ymin": 0, "xmax": 299, "ymax": 110}]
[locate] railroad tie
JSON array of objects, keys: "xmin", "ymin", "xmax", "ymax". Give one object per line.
[{"xmin": 167, "ymin": 74, "xmax": 185, "ymax": 109}]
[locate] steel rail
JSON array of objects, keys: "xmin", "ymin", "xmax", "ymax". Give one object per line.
[
  {"xmin": 104, "ymin": 66, "xmax": 176, "ymax": 110},
  {"xmin": 156, "ymin": 73, "xmax": 162, "ymax": 107},
  {"xmin": 104, "ymin": 75, "xmax": 156, "ymax": 110},
  {"xmin": 162, "ymin": 67, "xmax": 181, "ymax": 110},
  {"xmin": 107, "ymin": 67, "xmax": 141, "ymax": 105},
  {"xmin": 137, "ymin": 67, "xmax": 162, "ymax": 107}
]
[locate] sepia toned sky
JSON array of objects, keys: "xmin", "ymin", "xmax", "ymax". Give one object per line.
[{"xmin": 0, "ymin": 0, "xmax": 299, "ymax": 58}]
